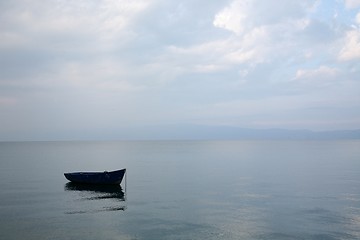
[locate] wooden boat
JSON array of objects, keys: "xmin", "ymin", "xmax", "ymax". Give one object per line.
[{"xmin": 64, "ymin": 169, "xmax": 126, "ymax": 185}]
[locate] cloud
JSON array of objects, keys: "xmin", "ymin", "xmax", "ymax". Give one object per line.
[
  {"xmin": 56, "ymin": 60, "xmax": 147, "ymax": 92},
  {"xmin": 344, "ymin": 0, "xmax": 360, "ymax": 9},
  {"xmin": 0, "ymin": 0, "xmax": 151, "ymax": 73},
  {"xmin": 1, "ymin": 0, "xmax": 360, "ymax": 140},
  {"xmin": 294, "ymin": 66, "xmax": 339, "ymax": 83},
  {"xmin": 184, "ymin": 90, "xmax": 359, "ymax": 130},
  {"xmin": 0, "ymin": 4, "xmax": 142, "ymax": 74},
  {"xmin": 338, "ymin": 29, "xmax": 360, "ymax": 61},
  {"xmin": 0, "ymin": 97, "xmax": 17, "ymax": 106},
  {"xmin": 164, "ymin": 27, "xmax": 268, "ymax": 71},
  {"xmin": 213, "ymin": 0, "xmax": 249, "ymax": 35},
  {"xmin": 1, "ymin": 0, "xmax": 150, "ymax": 37},
  {"xmin": 208, "ymin": 0, "xmax": 341, "ymax": 83},
  {"xmin": 213, "ymin": 0, "xmax": 314, "ymax": 35}
]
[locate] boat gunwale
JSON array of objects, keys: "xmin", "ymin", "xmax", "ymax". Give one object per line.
[{"xmin": 64, "ymin": 169, "xmax": 126, "ymax": 185}]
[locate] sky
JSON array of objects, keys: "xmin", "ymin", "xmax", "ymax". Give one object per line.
[{"xmin": 0, "ymin": 0, "xmax": 360, "ymax": 140}]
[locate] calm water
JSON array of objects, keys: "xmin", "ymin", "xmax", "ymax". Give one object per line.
[{"xmin": 0, "ymin": 140, "xmax": 359, "ymax": 240}]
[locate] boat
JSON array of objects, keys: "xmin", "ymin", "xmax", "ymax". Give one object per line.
[{"xmin": 64, "ymin": 169, "xmax": 126, "ymax": 185}]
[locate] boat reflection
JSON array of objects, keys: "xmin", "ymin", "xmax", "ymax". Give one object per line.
[
  {"xmin": 65, "ymin": 182, "xmax": 125, "ymax": 200},
  {"xmin": 64, "ymin": 183, "xmax": 126, "ymax": 214}
]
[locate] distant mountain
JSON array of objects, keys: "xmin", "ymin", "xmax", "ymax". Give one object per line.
[
  {"xmin": 4, "ymin": 125, "xmax": 359, "ymax": 141},
  {"xmin": 119, "ymin": 125, "xmax": 360, "ymax": 140}
]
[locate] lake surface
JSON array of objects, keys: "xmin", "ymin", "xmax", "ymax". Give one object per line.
[{"xmin": 0, "ymin": 140, "xmax": 359, "ymax": 240}]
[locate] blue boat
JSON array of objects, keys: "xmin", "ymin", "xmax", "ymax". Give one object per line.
[{"xmin": 64, "ymin": 169, "xmax": 126, "ymax": 185}]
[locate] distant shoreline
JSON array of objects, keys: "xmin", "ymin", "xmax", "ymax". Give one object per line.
[{"xmin": 1, "ymin": 126, "xmax": 359, "ymax": 142}]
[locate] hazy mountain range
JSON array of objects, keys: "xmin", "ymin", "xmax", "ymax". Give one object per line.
[
  {"xmin": 107, "ymin": 125, "xmax": 360, "ymax": 141},
  {"xmin": 2, "ymin": 125, "xmax": 360, "ymax": 141}
]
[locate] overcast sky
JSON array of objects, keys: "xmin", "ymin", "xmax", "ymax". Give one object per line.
[{"xmin": 1, "ymin": 0, "xmax": 360, "ymax": 140}]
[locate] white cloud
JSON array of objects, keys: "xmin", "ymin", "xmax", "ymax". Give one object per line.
[
  {"xmin": 193, "ymin": 64, "xmax": 228, "ymax": 73},
  {"xmin": 0, "ymin": 0, "xmax": 150, "ymax": 49},
  {"xmin": 344, "ymin": 0, "xmax": 360, "ymax": 9},
  {"xmin": 213, "ymin": 0, "xmax": 314, "ymax": 35},
  {"xmin": 56, "ymin": 60, "xmax": 148, "ymax": 92},
  {"xmin": 338, "ymin": 29, "xmax": 360, "ymax": 61},
  {"xmin": 213, "ymin": 0, "xmax": 249, "ymax": 35},
  {"xmin": 158, "ymin": 40, "xmax": 232, "ymax": 77},
  {"xmin": 209, "ymin": 0, "xmax": 338, "ymax": 82},
  {"xmin": 356, "ymin": 12, "xmax": 360, "ymax": 25},
  {"xmin": 294, "ymin": 66, "xmax": 339, "ymax": 82},
  {"xmin": 162, "ymin": 25, "xmax": 270, "ymax": 75}
]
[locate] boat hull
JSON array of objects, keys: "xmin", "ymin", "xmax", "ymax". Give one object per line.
[{"xmin": 64, "ymin": 169, "xmax": 126, "ymax": 185}]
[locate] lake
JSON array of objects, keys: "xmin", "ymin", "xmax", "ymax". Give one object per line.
[{"xmin": 0, "ymin": 140, "xmax": 359, "ymax": 240}]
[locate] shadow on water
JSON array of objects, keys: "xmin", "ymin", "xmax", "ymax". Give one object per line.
[{"xmin": 64, "ymin": 182, "xmax": 126, "ymax": 214}]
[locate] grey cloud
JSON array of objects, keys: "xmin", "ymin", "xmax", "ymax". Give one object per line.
[
  {"xmin": 251, "ymin": 0, "xmax": 313, "ymax": 25},
  {"xmin": 132, "ymin": 1, "xmax": 231, "ymax": 46},
  {"xmin": 302, "ymin": 19, "xmax": 339, "ymax": 43}
]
